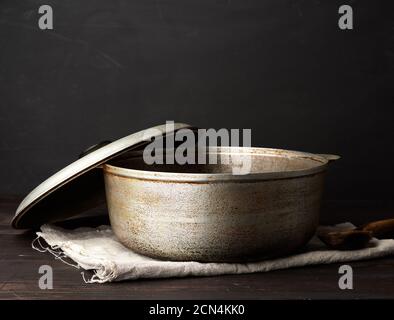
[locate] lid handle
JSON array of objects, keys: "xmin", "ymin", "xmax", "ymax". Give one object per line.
[
  {"xmin": 78, "ymin": 141, "xmax": 112, "ymax": 159},
  {"xmin": 316, "ymin": 154, "xmax": 341, "ymax": 162}
]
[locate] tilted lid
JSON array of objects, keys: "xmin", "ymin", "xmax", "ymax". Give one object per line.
[{"xmin": 12, "ymin": 123, "xmax": 191, "ymax": 229}]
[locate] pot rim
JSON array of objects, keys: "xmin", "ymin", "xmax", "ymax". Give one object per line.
[{"xmin": 103, "ymin": 147, "xmax": 333, "ymax": 182}]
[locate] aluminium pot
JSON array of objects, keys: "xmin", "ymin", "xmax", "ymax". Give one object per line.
[{"xmin": 103, "ymin": 147, "xmax": 339, "ymax": 262}]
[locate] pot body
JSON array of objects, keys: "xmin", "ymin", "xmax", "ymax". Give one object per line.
[{"xmin": 104, "ymin": 148, "xmax": 328, "ymax": 262}]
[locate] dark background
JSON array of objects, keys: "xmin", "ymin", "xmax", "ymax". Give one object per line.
[{"xmin": 0, "ymin": 1, "xmax": 393, "ymax": 210}]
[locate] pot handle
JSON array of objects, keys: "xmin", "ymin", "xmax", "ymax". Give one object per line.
[
  {"xmin": 316, "ymin": 154, "xmax": 341, "ymax": 162},
  {"xmin": 78, "ymin": 140, "xmax": 112, "ymax": 159}
]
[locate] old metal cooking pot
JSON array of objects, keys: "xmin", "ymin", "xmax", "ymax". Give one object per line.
[
  {"xmin": 12, "ymin": 123, "xmax": 339, "ymax": 262},
  {"xmin": 103, "ymin": 147, "xmax": 339, "ymax": 262}
]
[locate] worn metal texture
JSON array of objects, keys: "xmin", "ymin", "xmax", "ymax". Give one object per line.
[{"xmin": 103, "ymin": 147, "xmax": 336, "ymax": 262}]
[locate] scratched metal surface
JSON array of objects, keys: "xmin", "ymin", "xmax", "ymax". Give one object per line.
[{"xmin": 104, "ymin": 148, "xmax": 329, "ymax": 261}]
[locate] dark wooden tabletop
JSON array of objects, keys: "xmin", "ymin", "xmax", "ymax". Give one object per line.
[{"xmin": 1, "ymin": 195, "xmax": 394, "ymax": 300}]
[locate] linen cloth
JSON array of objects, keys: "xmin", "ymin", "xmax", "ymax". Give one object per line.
[{"xmin": 33, "ymin": 223, "xmax": 394, "ymax": 283}]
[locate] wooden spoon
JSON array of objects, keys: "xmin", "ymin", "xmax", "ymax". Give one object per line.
[
  {"xmin": 318, "ymin": 229, "xmax": 372, "ymax": 250},
  {"xmin": 318, "ymin": 218, "xmax": 394, "ymax": 250},
  {"xmin": 357, "ymin": 218, "xmax": 394, "ymax": 239}
]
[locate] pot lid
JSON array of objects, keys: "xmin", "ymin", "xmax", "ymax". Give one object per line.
[{"xmin": 12, "ymin": 123, "xmax": 192, "ymax": 229}]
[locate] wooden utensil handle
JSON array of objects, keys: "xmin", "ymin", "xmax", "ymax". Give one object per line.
[{"xmin": 358, "ymin": 218, "xmax": 394, "ymax": 239}]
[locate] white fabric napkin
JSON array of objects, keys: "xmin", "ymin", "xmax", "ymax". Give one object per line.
[{"xmin": 33, "ymin": 223, "xmax": 394, "ymax": 283}]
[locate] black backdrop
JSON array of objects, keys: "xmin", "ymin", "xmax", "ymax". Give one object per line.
[{"xmin": 0, "ymin": 0, "xmax": 393, "ymax": 207}]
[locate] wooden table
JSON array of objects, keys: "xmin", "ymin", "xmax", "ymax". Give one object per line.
[{"xmin": 1, "ymin": 195, "xmax": 393, "ymax": 300}]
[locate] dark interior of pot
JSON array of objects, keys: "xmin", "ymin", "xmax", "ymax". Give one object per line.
[{"xmin": 110, "ymin": 148, "xmax": 325, "ymax": 174}]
